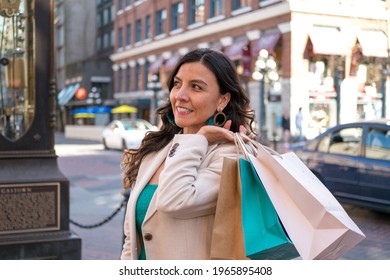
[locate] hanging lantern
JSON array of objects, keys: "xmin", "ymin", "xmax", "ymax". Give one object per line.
[{"xmin": 75, "ymin": 87, "xmax": 87, "ymax": 100}]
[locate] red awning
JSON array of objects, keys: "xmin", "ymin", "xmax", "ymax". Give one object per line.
[
  {"xmin": 225, "ymin": 38, "xmax": 249, "ymax": 61},
  {"xmin": 148, "ymin": 57, "xmax": 164, "ymax": 74},
  {"xmin": 251, "ymin": 31, "xmax": 281, "ymax": 57},
  {"xmin": 163, "ymin": 53, "xmax": 181, "ymax": 72}
]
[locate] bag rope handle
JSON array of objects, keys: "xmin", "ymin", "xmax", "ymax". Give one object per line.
[{"xmin": 235, "ymin": 133, "xmax": 283, "ymax": 159}]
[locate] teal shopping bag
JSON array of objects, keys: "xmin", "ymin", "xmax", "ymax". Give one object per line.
[{"xmin": 239, "ymin": 158, "xmax": 299, "ymax": 260}]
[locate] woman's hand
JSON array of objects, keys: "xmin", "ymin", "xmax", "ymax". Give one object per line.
[
  {"xmin": 197, "ymin": 120, "xmax": 255, "ymax": 144},
  {"xmin": 196, "ymin": 120, "xmax": 234, "ymax": 144}
]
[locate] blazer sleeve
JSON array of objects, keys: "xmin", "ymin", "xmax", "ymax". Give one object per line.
[{"xmin": 156, "ymin": 134, "xmax": 238, "ymax": 219}]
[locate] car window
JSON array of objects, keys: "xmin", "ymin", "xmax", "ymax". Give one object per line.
[
  {"xmin": 123, "ymin": 122, "xmax": 137, "ymax": 130},
  {"xmin": 365, "ymin": 127, "xmax": 390, "ymax": 160},
  {"xmin": 317, "ymin": 135, "xmax": 331, "ymax": 152},
  {"xmin": 321, "ymin": 127, "xmax": 362, "ymax": 156}
]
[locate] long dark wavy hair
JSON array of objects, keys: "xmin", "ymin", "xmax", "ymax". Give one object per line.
[{"xmin": 121, "ymin": 48, "xmax": 255, "ymax": 189}]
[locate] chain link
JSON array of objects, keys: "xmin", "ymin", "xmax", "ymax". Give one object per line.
[{"xmin": 70, "ymin": 196, "xmax": 128, "ymax": 229}]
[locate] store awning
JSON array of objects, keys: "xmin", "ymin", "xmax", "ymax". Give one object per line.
[
  {"xmin": 57, "ymin": 83, "xmax": 80, "ymax": 106},
  {"xmin": 307, "ymin": 26, "xmax": 349, "ymax": 56},
  {"xmin": 73, "ymin": 113, "xmax": 96, "ymax": 119},
  {"xmin": 111, "ymin": 104, "xmax": 138, "ymax": 114},
  {"xmin": 148, "ymin": 57, "xmax": 164, "ymax": 74},
  {"xmin": 224, "ymin": 38, "xmax": 249, "ymax": 61},
  {"xmin": 163, "ymin": 53, "xmax": 181, "ymax": 72},
  {"xmin": 251, "ymin": 31, "xmax": 281, "ymax": 57},
  {"xmin": 357, "ymin": 30, "xmax": 388, "ymax": 58},
  {"xmin": 70, "ymin": 106, "xmax": 112, "ymax": 115}
]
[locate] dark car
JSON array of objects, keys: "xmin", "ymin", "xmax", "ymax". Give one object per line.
[{"xmin": 288, "ymin": 120, "xmax": 390, "ymax": 213}]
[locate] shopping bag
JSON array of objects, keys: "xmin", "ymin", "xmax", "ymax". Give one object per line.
[
  {"xmin": 238, "ymin": 157, "xmax": 299, "ymax": 260},
  {"xmin": 236, "ymin": 133, "xmax": 366, "ymax": 260},
  {"xmin": 211, "ymin": 155, "xmax": 299, "ymax": 260},
  {"xmin": 210, "ymin": 157, "xmax": 248, "ymax": 260}
]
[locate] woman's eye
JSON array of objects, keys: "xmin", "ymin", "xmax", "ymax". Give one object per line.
[{"xmin": 193, "ymin": 84, "xmax": 202, "ymax": 90}]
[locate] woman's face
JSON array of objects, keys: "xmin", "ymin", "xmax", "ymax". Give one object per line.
[{"xmin": 170, "ymin": 62, "xmax": 230, "ymax": 134}]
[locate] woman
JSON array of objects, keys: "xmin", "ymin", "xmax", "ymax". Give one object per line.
[{"xmin": 121, "ymin": 48, "xmax": 255, "ymax": 260}]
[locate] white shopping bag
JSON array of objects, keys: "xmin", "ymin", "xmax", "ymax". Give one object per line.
[{"xmin": 236, "ymin": 133, "xmax": 365, "ymax": 259}]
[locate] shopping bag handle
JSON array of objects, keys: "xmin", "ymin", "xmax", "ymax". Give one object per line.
[
  {"xmin": 234, "ymin": 132, "xmax": 252, "ymax": 160},
  {"xmin": 235, "ymin": 133, "xmax": 282, "ymax": 159}
]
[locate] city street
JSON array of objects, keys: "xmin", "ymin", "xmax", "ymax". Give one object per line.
[{"xmin": 54, "ymin": 133, "xmax": 390, "ymax": 260}]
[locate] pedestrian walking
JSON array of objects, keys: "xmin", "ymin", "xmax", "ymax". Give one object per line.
[{"xmin": 295, "ymin": 107, "xmax": 304, "ymax": 142}]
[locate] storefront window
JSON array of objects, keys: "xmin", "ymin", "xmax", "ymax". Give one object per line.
[
  {"xmin": 356, "ymin": 63, "xmax": 383, "ymax": 120},
  {"xmin": 307, "ymin": 58, "xmax": 337, "ymax": 139}
]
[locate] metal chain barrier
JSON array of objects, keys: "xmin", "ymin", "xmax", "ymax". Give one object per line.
[{"xmin": 70, "ymin": 190, "xmax": 130, "ymax": 229}]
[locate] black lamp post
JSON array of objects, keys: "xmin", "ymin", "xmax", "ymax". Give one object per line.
[
  {"xmin": 147, "ymin": 74, "xmax": 161, "ymax": 126},
  {"xmin": 252, "ymin": 49, "xmax": 279, "ymax": 142}
]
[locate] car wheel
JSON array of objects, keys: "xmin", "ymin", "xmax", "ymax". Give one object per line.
[
  {"xmin": 102, "ymin": 138, "xmax": 109, "ymax": 150},
  {"xmin": 122, "ymin": 139, "xmax": 127, "ymax": 150}
]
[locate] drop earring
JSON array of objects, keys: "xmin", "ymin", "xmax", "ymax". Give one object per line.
[{"xmin": 213, "ymin": 108, "xmax": 227, "ymax": 127}]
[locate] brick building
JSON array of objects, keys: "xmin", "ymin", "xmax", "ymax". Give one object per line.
[{"xmin": 110, "ymin": 0, "xmax": 389, "ymax": 140}]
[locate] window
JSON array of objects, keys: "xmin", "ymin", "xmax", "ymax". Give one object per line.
[
  {"xmin": 145, "ymin": 15, "xmax": 151, "ymax": 39},
  {"xmin": 365, "ymin": 127, "xmax": 390, "ymax": 160},
  {"xmin": 134, "ymin": 64, "xmax": 140, "ymax": 90},
  {"xmin": 103, "ymin": 32, "xmax": 109, "ymax": 48},
  {"xmin": 143, "ymin": 61, "xmax": 149, "ymax": 89},
  {"xmin": 135, "ymin": 19, "xmax": 142, "ymax": 42},
  {"xmin": 322, "ymin": 127, "xmax": 362, "ymax": 156},
  {"xmin": 117, "ymin": 0, "xmax": 123, "ymax": 11},
  {"xmin": 126, "ymin": 0, "xmax": 131, "ymax": 7},
  {"xmin": 118, "ymin": 27, "xmax": 123, "ymax": 48},
  {"xmin": 126, "ymin": 24, "xmax": 131, "ymax": 46},
  {"xmin": 125, "ymin": 66, "xmax": 131, "ymax": 91},
  {"xmin": 232, "ymin": 0, "xmax": 249, "ymax": 10},
  {"xmin": 117, "ymin": 68, "xmax": 123, "ymax": 92},
  {"xmin": 189, "ymin": 0, "xmax": 205, "ymax": 25},
  {"xmin": 210, "ymin": 0, "xmax": 223, "ymax": 18},
  {"xmin": 171, "ymin": 2, "xmax": 184, "ymax": 31},
  {"xmin": 156, "ymin": 9, "xmax": 167, "ymax": 35},
  {"xmin": 103, "ymin": 8, "xmax": 110, "ymax": 25}
]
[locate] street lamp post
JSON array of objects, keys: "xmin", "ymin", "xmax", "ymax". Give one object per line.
[
  {"xmin": 147, "ymin": 74, "xmax": 161, "ymax": 126},
  {"xmin": 252, "ymin": 49, "xmax": 279, "ymax": 142}
]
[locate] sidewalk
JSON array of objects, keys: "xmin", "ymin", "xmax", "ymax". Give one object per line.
[{"xmin": 55, "ymin": 132, "xmax": 125, "ymax": 260}]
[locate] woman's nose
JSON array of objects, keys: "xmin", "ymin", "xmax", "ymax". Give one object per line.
[{"xmin": 174, "ymin": 87, "xmax": 189, "ymax": 101}]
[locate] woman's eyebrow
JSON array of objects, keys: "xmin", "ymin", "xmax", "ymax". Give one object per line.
[{"xmin": 190, "ymin": 79, "xmax": 208, "ymax": 87}]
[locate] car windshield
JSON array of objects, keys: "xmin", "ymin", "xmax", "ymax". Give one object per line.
[{"xmin": 122, "ymin": 121, "xmax": 151, "ymax": 131}]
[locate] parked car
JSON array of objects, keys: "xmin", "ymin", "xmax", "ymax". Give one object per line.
[
  {"xmin": 102, "ymin": 119, "xmax": 158, "ymax": 150},
  {"xmin": 288, "ymin": 119, "xmax": 390, "ymax": 213}
]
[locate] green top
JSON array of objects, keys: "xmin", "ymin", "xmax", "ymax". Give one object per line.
[{"xmin": 135, "ymin": 183, "xmax": 158, "ymax": 260}]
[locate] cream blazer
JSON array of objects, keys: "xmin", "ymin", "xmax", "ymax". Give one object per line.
[{"xmin": 121, "ymin": 134, "xmax": 238, "ymax": 260}]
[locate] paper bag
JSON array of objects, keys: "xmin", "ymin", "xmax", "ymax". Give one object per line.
[
  {"xmin": 210, "ymin": 157, "xmax": 248, "ymax": 260},
  {"xmin": 239, "ymin": 158, "xmax": 299, "ymax": 260},
  {"xmin": 245, "ymin": 137, "xmax": 365, "ymax": 260},
  {"xmin": 211, "ymin": 155, "xmax": 299, "ymax": 260}
]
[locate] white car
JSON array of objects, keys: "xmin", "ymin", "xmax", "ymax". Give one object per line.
[{"xmin": 102, "ymin": 119, "xmax": 158, "ymax": 150}]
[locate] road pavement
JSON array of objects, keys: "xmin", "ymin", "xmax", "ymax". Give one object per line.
[{"xmin": 55, "ymin": 133, "xmax": 125, "ymax": 260}]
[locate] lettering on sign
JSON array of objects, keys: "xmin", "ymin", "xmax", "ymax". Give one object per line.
[{"xmin": 0, "ymin": 182, "xmax": 60, "ymax": 234}]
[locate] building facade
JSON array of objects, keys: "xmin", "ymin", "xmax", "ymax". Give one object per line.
[
  {"xmin": 110, "ymin": 0, "xmax": 390, "ymax": 140},
  {"xmin": 54, "ymin": 0, "xmax": 115, "ymax": 128}
]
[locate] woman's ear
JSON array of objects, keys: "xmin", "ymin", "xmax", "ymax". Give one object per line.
[{"xmin": 219, "ymin": 92, "xmax": 231, "ymax": 109}]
